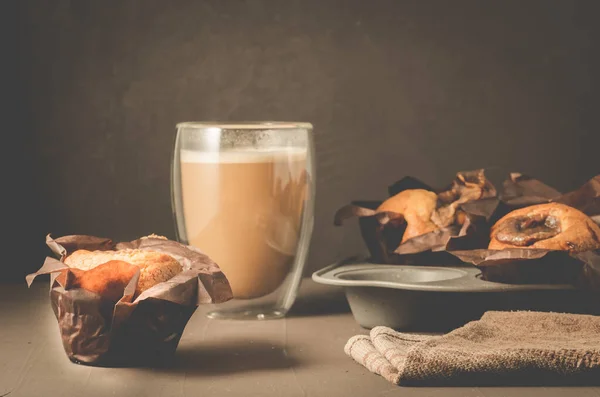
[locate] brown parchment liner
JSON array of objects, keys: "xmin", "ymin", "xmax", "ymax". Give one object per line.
[
  {"xmin": 26, "ymin": 235, "xmax": 233, "ymax": 367},
  {"xmin": 448, "ymin": 174, "xmax": 600, "ymax": 288},
  {"xmin": 334, "ymin": 170, "xmax": 499, "ymax": 264}
]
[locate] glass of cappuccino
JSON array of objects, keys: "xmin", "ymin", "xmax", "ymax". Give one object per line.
[{"xmin": 171, "ymin": 122, "xmax": 315, "ymax": 320}]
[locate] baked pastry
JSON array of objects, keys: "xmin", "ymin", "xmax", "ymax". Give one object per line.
[
  {"xmin": 377, "ymin": 189, "xmax": 439, "ymax": 243},
  {"xmin": 489, "ymin": 203, "xmax": 600, "ymax": 252},
  {"xmin": 63, "ymin": 260, "xmax": 139, "ymax": 302},
  {"xmin": 65, "ymin": 249, "xmax": 183, "ymax": 296},
  {"xmin": 374, "ymin": 170, "xmax": 496, "ymax": 244}
]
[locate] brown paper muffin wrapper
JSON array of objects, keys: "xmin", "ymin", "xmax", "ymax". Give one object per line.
[
  {"xmin": 334, "ymin": 170, "xmax": 499, "ymax": 264},
  {"xmin": 448, "ymin": 248, "xmax": 600, "ymax": 290},
  {"xmin": 26, "ymin": 235, "xmax": 233, "ymax": 367},
  {"xmin": 501, "ymin": 173, "xmax": 600, "ymax": 215}
]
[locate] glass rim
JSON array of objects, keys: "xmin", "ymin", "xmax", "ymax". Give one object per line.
[{"xmin": 176, "ymin": 121, "xmax": 313, "ymax": 130}]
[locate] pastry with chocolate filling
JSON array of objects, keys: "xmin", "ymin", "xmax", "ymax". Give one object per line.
[{"xmin": 489, "ymin": 203, "xmax": 600, "ymax": 253}]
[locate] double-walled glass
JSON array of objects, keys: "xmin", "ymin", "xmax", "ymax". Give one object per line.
[{"xmin": 171, "ymin": 122, "xmax": 315, "ymax": 319}]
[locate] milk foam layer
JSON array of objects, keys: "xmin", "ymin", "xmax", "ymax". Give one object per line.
[{"xmin": 181, "ymin": 148, "xmax": 307, "ymax": 164}]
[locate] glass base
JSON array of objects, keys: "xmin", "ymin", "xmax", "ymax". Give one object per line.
[{"xmin": 206, "ymin": 307, "xmax": 287, "ymax": 320}]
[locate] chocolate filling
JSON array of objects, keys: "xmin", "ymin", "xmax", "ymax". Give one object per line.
[{"xmin": 495, "ymin": 214, "xmax": 561, "ymax": 246}]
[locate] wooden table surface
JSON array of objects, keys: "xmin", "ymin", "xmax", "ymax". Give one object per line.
[{"xmin": 2, "ymin": 279, "xmax": 599, "ymax": 397}]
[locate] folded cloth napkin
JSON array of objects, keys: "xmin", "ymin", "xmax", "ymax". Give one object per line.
[{"xmin": 345, "ymin": 311, "xmax": 600, "ymax": 386}]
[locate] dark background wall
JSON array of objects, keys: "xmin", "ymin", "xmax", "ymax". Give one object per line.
[{"xmin": 5, "ymin": 0, "xmax": 600, "ymax": 282}]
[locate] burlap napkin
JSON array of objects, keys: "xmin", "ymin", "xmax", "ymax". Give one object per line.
[{"xmin": 345, "ymin": 311, "xmax": 600, "ymax": 386}]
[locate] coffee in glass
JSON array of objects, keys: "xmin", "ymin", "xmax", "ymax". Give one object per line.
[{"xmin": 171, "ymin": 122, "xmax": 314, "ymax": 319}]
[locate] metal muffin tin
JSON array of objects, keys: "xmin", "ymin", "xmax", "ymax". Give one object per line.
[{"xmin": 313, "ymin": 257, "xmax": 597, "ymax": 331}]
